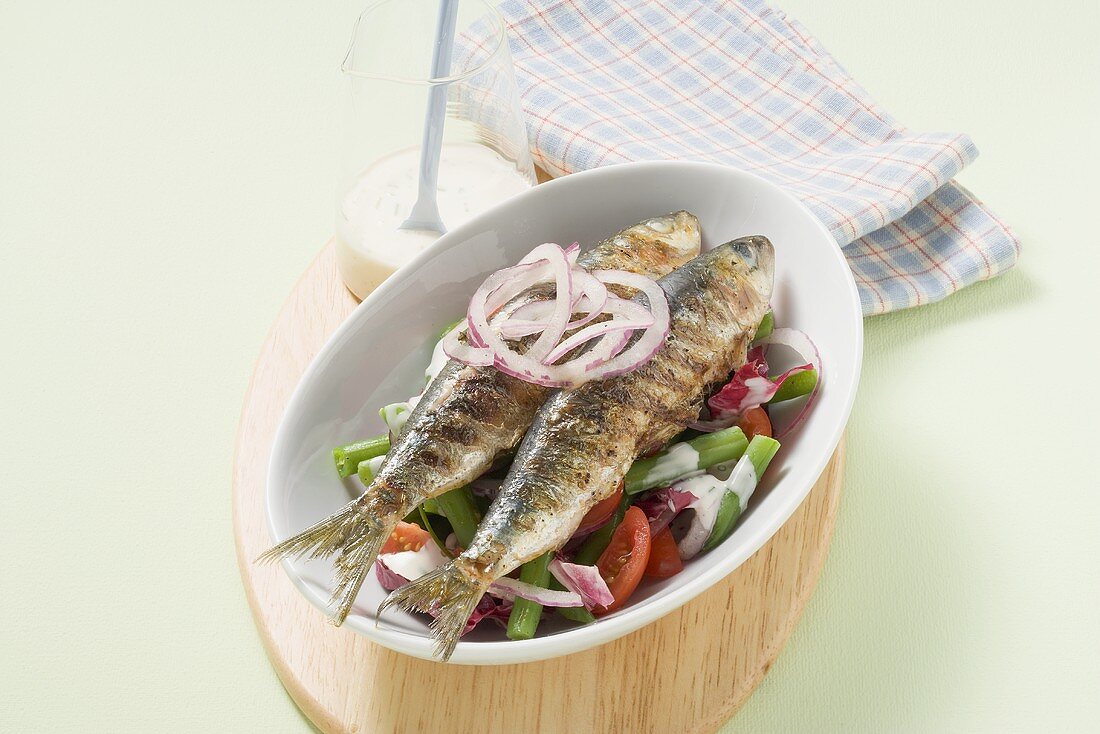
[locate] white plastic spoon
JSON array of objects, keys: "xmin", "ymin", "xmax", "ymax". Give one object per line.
[{"xmin": 399, "ymin": 0, "xmax": 460, "ymax": 234}]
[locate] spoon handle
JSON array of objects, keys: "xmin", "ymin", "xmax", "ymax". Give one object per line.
[{"xmin": 405, "ymin": 0, "xmax": 460, "ymax": 233}]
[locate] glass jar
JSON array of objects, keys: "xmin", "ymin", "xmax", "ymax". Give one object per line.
[{"xmin": 336, "ymin": 0, "xmax": 535, "ymax": 299}]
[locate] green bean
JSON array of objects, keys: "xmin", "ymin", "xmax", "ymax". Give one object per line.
[
  {"xmin": 332, "ymin": 435, "xmax": 389, "ymax": 478},
  {"xmin": 355, "ymin": 455, "xmax": 385, "ymax": 484},
  {"xmin": 624, "ymin": 427, "xmax": 749, "ymax": 495},
  {"xmin": 438, "ymin": 320, "xmax": 462, "ymax": 339},
  {"xmin": 768, "ymin": 369, "xmax": 817, "ymax": 404},
  {"xmin": 434, "ymin": 486, "xmax": 481, "ymax": 549},
  {"xmin": 506, "ymin": 552, "xmax": 553, "ymax": 641},
  {"xmin": 702, "ymin": 435, "xmax": 781, "ymax": 551},
  {"xmin": 417, "ymin": 505, "xmax": 448, "ymax": 553},
  {"xmin": 753, "ymin": 311, "xmax": 774, "ymax": 341}
]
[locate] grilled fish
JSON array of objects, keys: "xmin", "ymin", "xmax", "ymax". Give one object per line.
[
  {"xmin": 380, "ymin": 237, "xmax": 775, "ymax": 659},
  {"xmin": 260, "ymin": 212, "xmax": 701, "ymax": 623}
]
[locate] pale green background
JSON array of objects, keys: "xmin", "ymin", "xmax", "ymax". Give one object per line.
[{"xmin": 2, "ymin": 0, "xmax": 1097, "ymax": 731}]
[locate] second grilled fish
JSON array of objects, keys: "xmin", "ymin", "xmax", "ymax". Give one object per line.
[
  {"xmin": 380, "ymin": 237, "xmax": 775, "ymax": 659},
  {"xmin": 260, "ymin": 212, "xmax": 701, "ymax": 623}
]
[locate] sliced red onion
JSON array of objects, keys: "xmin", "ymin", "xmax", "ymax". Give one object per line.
[
  {"xmin": 442, "ymin": 322, "xmax": 493, "ymax": 367},
  {"xmin": 548, "ymin": 558, "xmax": 614, "ymax": 608},
  {"xmin": 444, "ymin": 257, "xmax": 553, "ymax": 366},
  {"xmin": 447, "ymin": 246, "xmax": 670, "ymax": 389},
  {"xmin": 467, "ymin": 259, "xmax": 550, "ymax": 352},
  {"xmin": 554, "ymin": 271, "xmax": 609, "ymax": 335},
  {"xmin": 574, "ymin": 271, "xmax": 669, "ymax": 380},
  {"xmin": 755, "ymin": 328, "xmax": 822, "ymax": 439},
  {"xmin": 522, "ymin": 244, "xmax": 574, "ymax": 362},
  {"xmin": 487, "ymin": 577, "xmax": 585, "ymax": 607},
  {"xmin": 500, "ymin": 276, "xmax": 609, "ymax": 339},
  {"xmin": 467, "ymin": 248, "xmax": 564, "ymax": 376},
  {"xmin": 541, "ymin": 313, "xmax": 654, "ymax": 365}
]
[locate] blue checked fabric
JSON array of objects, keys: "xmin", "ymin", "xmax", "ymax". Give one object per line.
[{"xmin": 489, "ymin": 0, "xmax": 1019, "ymax": 314}]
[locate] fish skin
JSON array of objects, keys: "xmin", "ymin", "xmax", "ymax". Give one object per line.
[
  {"xmin": 260, "ymin": 212, "xmax": 701, "ymax": 625},
  {"xmin": 383, "ymin": 210, "xmax": 702, "ymax": 509},
  {"xmin": 379, "ymin": 237, "xmax": 774, "ymax": 659}
]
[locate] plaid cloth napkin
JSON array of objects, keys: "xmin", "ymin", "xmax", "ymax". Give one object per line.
[{"xmin": 490, "ymin": 0, "xmax": 1019, "ymax": 314}]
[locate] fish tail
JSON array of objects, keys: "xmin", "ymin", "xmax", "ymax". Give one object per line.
[
  {"xmin": 257, "ymin": 496, "xmax": 396, "ymax": 625},
  {"xmin": 378, "ymin": 562, "xmax": 485, "ymax": 661}
]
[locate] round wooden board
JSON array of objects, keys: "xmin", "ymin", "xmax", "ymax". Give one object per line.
[{"xmin": 233, "ymin": 241, "xmax": 845, "ymax": 734}]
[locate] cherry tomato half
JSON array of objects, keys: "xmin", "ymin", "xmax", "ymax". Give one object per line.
[
  {"xmin": 738, "ymin": 406, "xmax": 773, "ymax": 439},
  {"xmin": 644, "ymin": 527, "xmax": 683, "ymax": 579},
  {"xmin": 594, "ymin": 506, "xmax": 651, "ymax": 615},
  {"xmin": 578, "ymin": 482, "xmax": 624, "ymax": 534},
  {"xmin": 381, "ymin": 521, "xmax": 431, "ymax": 554}
]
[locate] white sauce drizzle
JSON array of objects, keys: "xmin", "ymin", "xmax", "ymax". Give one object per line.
[
  {"xmin": 377, "ymin": 543, "xmax": 448, "ymax": 581},
  {"xmin": 649, "ymin": 443, "xmax": 702, "ymax": 487},
  {"xmin": 672, "ymin": 454, "xmax": 761, "ymax": 558},
  {"xmin": 380, "ymin": 401, "xmax": 413, "ymax": 435},
  {"xmin": 382, "ymin": 333, "xmax": 450, "ymax": 439},
  {"xmin": 364, "ymin": 455, "xmax": 385, "ymax": 477},
  {"xmin": 425, "ymin": 335, "xmax": 450, "ymax": 385},
  {"xmin": 726, "ymin": 455, "xmax": 759, "ymax": 512},
  {"xmin": 672, "ymin": 474, "xmax": 727, "ymax": 560}
]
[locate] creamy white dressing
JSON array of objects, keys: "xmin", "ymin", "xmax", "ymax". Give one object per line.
[
  {"xmin": 726, "ymin": 455, "xmax": 759, "ymax": 512},
  {"xmin": 336, "ymin": 143, "xmax": 533, "ymax": 299},
  {"xmin": 676, "ymin": 474, "xmax": 727, "ymax": 537},
  {"xmin": 425, "ymin": 335, "xmax": 451, "ymax": 384},
  {"xmin": 364, "ymin": 454, "xmax": 385, "ymax": 478},
  {"xmin": 673, "ymin": 475, "xmax": 727, "ymax": 559},
  {"xmin": 380, "ymin": 401, "xmax": 413, "ymax": 435},
  {"xmin": 377, "ymin": 543, "xmax": 448, "ymax": 581},
  {"xmin": 648, "ymin": 443, "xmax": 702, "ymax": 487},
  {"xmin": 381, "ymin": 335, "xmax": 450, "ymax": 438},
  {"xmin": 672, "ymin": 453, "xmax": 761, "ymax": 559}
]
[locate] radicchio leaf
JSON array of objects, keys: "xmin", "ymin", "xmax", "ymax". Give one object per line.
[
  {"xmin": 706, "ymin": 346, "xmax": 812, "ymax": 424},
  {"xmin": 634, "ymin": 486, "xmax": 697, "ymax": 536}
]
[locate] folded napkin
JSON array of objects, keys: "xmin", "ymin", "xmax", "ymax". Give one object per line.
[{"xmin": 490, "ymin": 0, "xmax": 1019, "ymax": 314}]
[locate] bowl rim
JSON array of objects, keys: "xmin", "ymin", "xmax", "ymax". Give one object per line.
[{"xmin": 266, "ymin": 159, "xmax": 863, "ymax": 664}]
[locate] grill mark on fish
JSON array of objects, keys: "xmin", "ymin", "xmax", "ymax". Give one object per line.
[
  {"xmin": 380, "ymin": 237, "xmax": 774, "ymax": 659},
  {"xmin": 259, "ymin": 212, "xmax": 702, "ymax": 626}
]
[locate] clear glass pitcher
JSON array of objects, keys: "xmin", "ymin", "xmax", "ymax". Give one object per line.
[{"xmin": 336, "ymin": 0, "xmax": 536, "ymax": 299}]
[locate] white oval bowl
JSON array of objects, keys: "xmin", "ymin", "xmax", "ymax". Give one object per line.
[{"xmin": 266, "ymin": 160, "xmax": 862, "ymax": 665}]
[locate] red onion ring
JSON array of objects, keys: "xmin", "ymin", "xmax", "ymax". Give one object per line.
[
  {"xmin": 756, "ymin": 327, "xmax": 822, "ymax": 438},
  {"xmin": 487, "ymin": 577, "xmax": 585, "ymax": 607},
  {"xmin": 445, "ymin": 245, "xmax": 670, "ymax": 388},
  {"xmin": 548, "ymin": 558, "xmax": 614, "ymax": 608}
]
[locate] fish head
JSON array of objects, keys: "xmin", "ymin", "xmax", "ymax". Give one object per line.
[
  {"xmin": 724, "ymin": 234, "xmax": 775, "ymax": 303},
  {"xmin": 685, "ymin": 235, "xmax": 774, "ymax": 319},
  {"xmin": 618, "ymin": 210, "xmax": 702, "ymax": 270}
]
